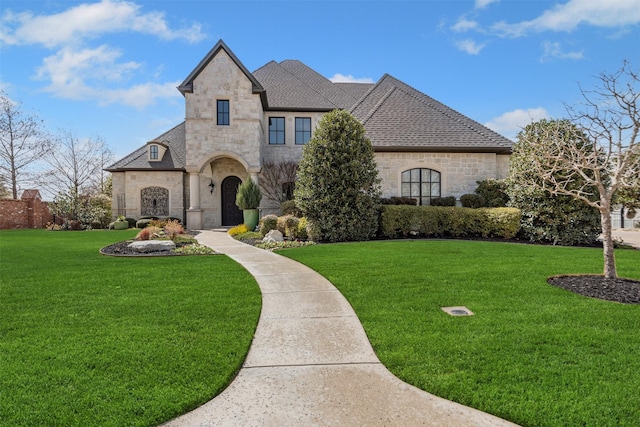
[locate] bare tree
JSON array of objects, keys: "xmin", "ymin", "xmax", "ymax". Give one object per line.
[
  {"xmin": 36, "ymin": 131, "xmax": 113, "ymax": 199},
  {"xmin": 516, "ymin": 61, "xmax": 639, "ymax": 279},
  {"xmin": 259, "ymin": 161, "xmax": 299, "ymax": 204},
  {"xmin": 0, "ymin": 91, "xmax": 52, "ymax": 199}
]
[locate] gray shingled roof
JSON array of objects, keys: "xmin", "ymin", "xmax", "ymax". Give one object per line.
[
  {"xmin": 106, "ymin": 122, "xmax": 186, "ymax": 171},
  {"xmin": 109, "ymin": 42, "xmax": 512, "ymax": 172},
  {"xmin": 350, "ymin": 74, "xmax": 513, "ymax": 153}
]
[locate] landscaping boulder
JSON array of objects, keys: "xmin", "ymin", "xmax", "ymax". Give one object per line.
[
  {"xmin": 263, "ymin": 229, "xmax": 284, "ymax": 243},
  {"xmin": 128, "ymin": 240, "xmax": 176, "ymax": 252}
]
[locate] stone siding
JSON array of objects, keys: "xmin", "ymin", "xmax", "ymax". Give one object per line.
[
  {"xmin": 261, "ymin": 112, "xmax": 324, "ymax": 164},
  {"xmin": 375, "ymin": 152, "xmax": 507, "ymax": 200},
  {"xmin": 111, "ymin": 171, "xmax": 186, "ymax": 221},
  {"xmin": 184, "ymin": 49, "xmax": 263, "ymax": 173}
]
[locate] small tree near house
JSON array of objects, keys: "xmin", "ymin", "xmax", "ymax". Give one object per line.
[
  {"xmin": 295, "ymin": 109, "xmax": 381, "ymax": 242},
  {"xmin": 510, "ymin": 62, "xmax": 640, "ymax": 279}
]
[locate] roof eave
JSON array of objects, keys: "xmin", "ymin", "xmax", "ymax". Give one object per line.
[{"xmin": 373, "ymin": 145, "xmax": 512, "ymax": 154}]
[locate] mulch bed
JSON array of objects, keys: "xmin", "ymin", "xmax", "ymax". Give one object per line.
[{"xmin": 548, "ymin": 275, "xmax": 640, "ymax": 304}]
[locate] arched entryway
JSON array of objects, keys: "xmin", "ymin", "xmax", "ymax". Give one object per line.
[{"xmin": 221, "ymin": 176, "xmax": 243, "ymax": 226}]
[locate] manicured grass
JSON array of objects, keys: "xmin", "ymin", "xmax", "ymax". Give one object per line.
[
  {"xmin": 0, "ymin": 229, "xmax": 261, "ymax": 427},
  {"xmin": 282, "ymin": 240, "xmax": 640, "ymax": 427}
]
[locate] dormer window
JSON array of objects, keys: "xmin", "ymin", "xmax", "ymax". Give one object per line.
[{"xmin": 147, "ymin": 141, "xmax": 167, "ymax": 162}]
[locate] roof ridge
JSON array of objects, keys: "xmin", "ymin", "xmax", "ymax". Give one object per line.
[
  {"xmin": 349, "ymin": 73, "xmax": 392, "ymax": 114},
  {"xmin": 362, "ymin": 86, "xmax": 396, "ymax": 125},
  {"xmin": 385, "ymin": 75, "xmax": 511, "ymax": 146},
  {"xmin": 275, "ymin": 60, "xmax": 342, "ymax": 109}
]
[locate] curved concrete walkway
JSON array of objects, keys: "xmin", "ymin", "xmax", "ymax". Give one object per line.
[{"xmin": 163, "ymin": 230, "xmax": 518, "ymax": 426}]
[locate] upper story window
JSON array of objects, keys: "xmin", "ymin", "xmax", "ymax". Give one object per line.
[
  {"xmin": 149, "ymin": 144, "xmax": 159, "ymax": 160},
  {"xmin": 295, "ymin": 117, "xmax": 312, "ymax": 145},
  {"xmin": 217, "ymin": 100, "xmax": 229, "ymax": 125},
  {"xmin": 269, "ymin": 117, "xmax": 285, "ymax": 145},
  {"xmin": 401, "ymin": 168, "xmax": 441, "ymax": 206}
]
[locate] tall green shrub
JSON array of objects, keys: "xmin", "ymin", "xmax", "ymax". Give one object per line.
[
  {"xmin": 294, "ymin": 110, "xmax": 381, "ymax": 242},
  {"xmin": 506, "ymin": 119, "xmax": 600, "ymax": 246}
]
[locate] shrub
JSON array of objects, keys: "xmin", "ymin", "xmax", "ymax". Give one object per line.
[
  {"xmin": 228, "ymin": 224, "xmax": 249, "ymax": 236},
  {"xmin": 136, "ymin": 219, "xmax": 153, "ymax": 229},
  {"xmin": 297, "ymin": 217, "xmax": 309, "ymax": 240},
  {"xmin": 280, "ymin": 200, "xmax": 302, "ymax": 216},
  {"xmin": 276, "ymin": 215, "xmax": 299, "ymax": 239},
  {"xmin": 295, "ymin": 109, "xmax": 381, "ymax": 242},
  {"xmin": 475, "ymin": 179, "xmax": 509, "ymax": 207},
  {"xmin": 305, "ymin": 219, "xmax": 321, "ymax": 242},
  {"xmin": 379, "ymin": 205, "xmax": 521, "ymax": 239},
  {"xmin": 163, "ymin": 219, "xmax": 184, "ymax": 239},
  {"xmin": 381, "ymin": 197, "xmax": 417, "ymax": 205},
  {"xmin": 172, "ymin": 234, "xmax": 197, "ymax": 244},
  {"xmin": 259, "ymin": 215, "xmax": 278, "ymax": 237},
  {"xmin": 460, "ymin": 194, "xmax": 485, "ymax": 208},
  {"xmin": 136, "ymin": 226, "xmax": 161, "ymax": 240},
  {"xmin": 431, "ymin": 196, "xmax": 456, "ymax": 206},
  {"xmin": 507, "ymin": 119, "xmax": 601, "ymax": 246}
]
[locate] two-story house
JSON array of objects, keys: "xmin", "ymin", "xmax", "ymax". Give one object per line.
[{"xmin": 106, "ymin": 40, "xmax": 513, "ymax": 229}]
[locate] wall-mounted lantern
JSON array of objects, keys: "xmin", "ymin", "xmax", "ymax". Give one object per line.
[{"xmin": 209, "ymin": 179, "xmax": 215, "ymax": 194}]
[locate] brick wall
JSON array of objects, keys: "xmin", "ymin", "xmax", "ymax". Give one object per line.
[{"xmin": 0, "ymin": 198, "xmax": 52, "ymax": 229}]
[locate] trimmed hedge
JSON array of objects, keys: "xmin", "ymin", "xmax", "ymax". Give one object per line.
[{"xmin": 380, "ymin": 205, "xmax": 521, "ymax": 239}]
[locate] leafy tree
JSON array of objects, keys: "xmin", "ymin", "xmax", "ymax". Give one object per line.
[
  {"xmin": 0, "ymin": 91, "xmax": 53, "ymax": 199},
  {"xmin": 507, "ymin": 119, "xmax": 601, "ymax": 247},
  {"xmin": 508, "ymin": 61, "xmax": 639, "ymax": 279},
  {"xmin": 295, "ymin": 109, "xmax": 381, "ymax": 242}
]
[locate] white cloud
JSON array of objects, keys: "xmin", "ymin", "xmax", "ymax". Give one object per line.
[
  {"xmin": 485, "ymin": 108, "xmax": 549, "ymax": 139},
  {"xmin": 1, "ymin": 0, "xmax": 204, "ymax": 48},
  {"xmin": 35, "ymin": 45, "xmax": 180, "ymax": 108},
  {"xmin": 491, "ymin": 0, "xmax": 640, "ymax": 37},
  {"xmin": 540, "ymin": 41, "xmax": 584, "ymax": 62},
  {"xmin": 1, "ymin": 0, "xmax": 202, "ymax": 109},
  {"xmin": 329, "ymin": 73, "xmax": 374, "ymax": 84},
  {"xmin": 475, "ymin": 0, "xmax": 500, "ymax": 9},
  {"xmin": 455, "ymin": 39, "xmax": 486, "ymax": 55},
  {"xmin": 451, "ymin": 18, "xmax": 479, "ymax": 32}
]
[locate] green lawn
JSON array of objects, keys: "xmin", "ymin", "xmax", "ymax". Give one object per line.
[
  {"xmin": 282, "ymin": 240, "xmax": 640, "ymax": 427},
  {"xmin": 0, "ymin": 229, "xmax": 261, "ymax": 427}
]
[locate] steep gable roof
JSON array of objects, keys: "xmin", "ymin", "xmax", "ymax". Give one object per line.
[
  {"xmin": 351, "ymin": 74, "xmax": 512, "ymax": 153},
  {"xmin": 178, "ymin": 39, "xmax": 265, "ymax": 97},
  {"xmin": 106, "ymin": 122, "xmax": 186, "ymax": 172},
  {"xmin": 252, "ymin": 60, "xmax": 337, "ymax": 111}
]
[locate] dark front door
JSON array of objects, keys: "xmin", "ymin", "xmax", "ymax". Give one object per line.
[{"xmin": 221, "ymin": 176, "xmax": 243, "ymax": 226}]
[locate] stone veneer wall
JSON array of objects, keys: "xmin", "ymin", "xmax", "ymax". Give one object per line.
[
  {"xmin": 201, "ymin": 157, "xmax": 247, "ymax": 227},
  {"xmin": 111, "ymin": 171, "xmax": 186, "ymax": 221},
  {"xmin": 184, "ymin": 49, "xmax": 264, "ymax": 174},
  {"xmin": 261, "ymin": 112, "xmax": 324, "ymax": 164},
  {"xmin": 375, "ymin": 152, "xmax": 507, "ymax": 200}
]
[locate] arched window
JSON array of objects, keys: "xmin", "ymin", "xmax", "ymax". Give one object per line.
[{"xmin": 401, "ymin": 168, "xmax": 441, "ymax": 206}]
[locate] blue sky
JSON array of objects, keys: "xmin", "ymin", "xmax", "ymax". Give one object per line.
[{"xmin": 1, "ymin": 0, "xmax": 639, "ymax": 160}]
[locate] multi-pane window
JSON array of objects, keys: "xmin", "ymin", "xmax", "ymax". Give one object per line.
[
  {"xmin": 269, "ymin": 117, "xmax": 285, "ymax": 144},
  {"xmin": 149, "ymin": 145, "xmax": 158, "ymax": 160},
  {"xmin": 295, "ymin": 117, "xmax": 311, "ymax": 145},
  {"xmin": 401, "ymin": 168, "xmax": 441, "ymax": 206},
  {"xmin": 217, "ymin": 100, "xmax": 229, "ymax": 125}
]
